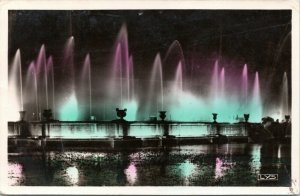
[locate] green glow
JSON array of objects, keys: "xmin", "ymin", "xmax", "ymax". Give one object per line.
[
  {"xmin": 123, "ymin": 100, "xmax": 138, "ymax": 121},
  {"xmin": 168, "ymin": 91, "xmax": 211, "ymax": 121},
  {"xmin": 59, "ymin": 94, "xmax": 79, "ymax": 121},
  {"xmin": 167, "ymin": 89, "xmax": 262, "ymax": 123},
  {"xmin": 179, "ymin": 160, "xmax": 196, "ymax": 177}
]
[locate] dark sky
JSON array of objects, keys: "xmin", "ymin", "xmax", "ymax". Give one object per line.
[{"xmin": 8, "ymin": 10, "xmax": 291, "ymax": 108}]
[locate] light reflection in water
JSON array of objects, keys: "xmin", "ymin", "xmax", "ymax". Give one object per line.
[
  {"xmin": 250, "ymin": 144, "xmax": 262, "ymax": 173},
  {"xmin": 214, "ymin": 157, "xmax": 235, "ymax": 180},
  {"xmin": 66, "ymin": 166, "xmax": 79, "ymax": 185},
  {"xmin": 125, "ymin": 163, "xmax": 137, "ymax": 185},
  {"xmin": 179, "ymin": 160, "xmax": 196, "ymax": 185},
  {"xmin": 277, "ymin": 144, "xmax": 282, "ymax": 159},
  {"xmin": 215, "ymin": 157, "xmax": 224, "ymax": 179},
  {"xmin": 8, "ymin": 162, "xmax": 24, "ymax": 186}
]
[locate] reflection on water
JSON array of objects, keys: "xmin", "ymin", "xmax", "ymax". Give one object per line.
[
  {"xmin": 8, "ymin": 143, "xmax": 291, "ymax": 186},
  {"xmin": 178, "ymin": 160, "xmax": 196, "ymax": 185},
  {"xmin": 250, "ymin": 145, "xmax": 262, "ymax": 174},
  {"xmin": 66, "ymin": 166, "xmax": 79, "ymax": 185},
  {"xmin": 125, "ymin": 163, "xmax": 137, "ymax": 185},
  {"xmin": 8, "ymin": 162, "xmax": 24, "ymax": 186}
]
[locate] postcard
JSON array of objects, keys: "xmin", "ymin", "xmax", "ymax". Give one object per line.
[{"xmin": 0, "ymin": 0, "xmax": 299, "ymax": 195}]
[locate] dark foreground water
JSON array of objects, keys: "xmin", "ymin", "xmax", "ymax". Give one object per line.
[{"xmin": 8, "ymin": 143, "xmax": 291, "ymax": 186}]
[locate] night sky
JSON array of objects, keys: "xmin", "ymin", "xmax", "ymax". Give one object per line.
[{"xmin": 8, "ymin": 10, "xmax": 291, "ymax": 118}]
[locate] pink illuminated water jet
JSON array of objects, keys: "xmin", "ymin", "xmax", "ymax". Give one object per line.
[
  {"xmin": 211, "ymin": 60, "xmax": 219, "ymax": 100},
  {"xmin": 242, "ymin": 64, "xmax": 248, "ymax": 106},
  {"xmin": 47, "ymin": 56, "xmax": 55, "ymax": 118},
  {"xmin": 220, "ymin": 67, "xmax": 225, "ymax": 98}
]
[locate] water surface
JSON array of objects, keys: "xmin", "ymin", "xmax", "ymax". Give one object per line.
[{"xmin": 8, "ymin": 143, "xmax": 291, "ymax": 186}]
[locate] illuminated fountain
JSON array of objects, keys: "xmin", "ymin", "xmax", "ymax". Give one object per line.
[
  {"xmin": 249, "ymin": 72, "xmax": 262, "ymax": 122},
  {"xmin": 81, "ymin": 53, "xmax": 93, "ymax": 120},
  {"xmin": 8, "ymin": 49, "xmax": 24, "ymax": 121},
  {"xmin": 58, "ymin": 36, "xmax": 79, "ymax": 121},
  {"xmin": 47, "ymin": 56, "xmax": 56, "ymax": 119},
  {"xmin": 107, "ymin": 24, "xmax": 137, "ymax": 121},
  {"xmin": 242, "ymin": 64, "xmax": 248, "ymax": 109},
  {"xmin": 144, "ymin": 53, "xmax": 164, "ymax": 120},
  {"xmin": 8, "ymin": 24, "xmax": 289, "ymax": 125},
  {"xmin": 25, "ymin": 61, "xmax": 38, "ymax": 120}
]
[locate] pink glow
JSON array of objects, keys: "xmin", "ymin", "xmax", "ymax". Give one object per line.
[
  {"xmin": 242, "ymin": 64, "xmax": 248, "ymax": 100},
  {"xmin": 220, "ymin": 67, "xmax": 225, "ymax": 98},
  {"xmin": 8, "ymin": 163, "xmax": 24, "ymax": 186},
  {"xmin": 215, "ymin": 157, "xmax": 223, "ymax": 179},
  {"xmin": 125, "ymin": 163, "xmax": 137, "ymax": 185},
  {"xmin": 47, "ymin": 56, "xmax": 55, "ymax": 118},
  {"xmin": 211, "ymin": 60, "xmax": 219, "ymax": 99},
  {"xmin": 253, "ymin": 72, "xmax": 261, "ymax": 102}
]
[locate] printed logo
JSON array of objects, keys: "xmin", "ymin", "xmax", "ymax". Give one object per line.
[{"xmin": 258, "ymin": 174, "xmax": 278, "ymax": 181}]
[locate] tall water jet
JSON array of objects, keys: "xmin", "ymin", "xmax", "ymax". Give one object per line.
[
  {"xmin": 8, "ymin": 49, "xmax": 23, "ymax": 121},
  {"xmin": 47, "ymin": 56, "xmax": 55, "ymax": 119},
  {"xmin": 36, "ymin": 45, "xmax": 47, "ymax": 112},
  {"xmin": 242, "ymin": 64, "xmax": 248, "ymax": 108},
  {"xmin": 45, "ymin": 58, "xmax": 49, "ymax": 109},
  {"xmin": 107, "ymin": 24, "xmax": 137, "ymax": 120},
  {"xmin": 25, "ymin": 61, "xmax": 38, "ymax": 120},
  {"xmin": 250, "ymin": 72, "xmax": 263, "ymax": 122},
  {"xmin": 152, "ymin": 53, "xmax": 164, "ymax": 110},
  {"xmin": 82, "ymin": 53, "xmax": 92, "ymax": 118},
  {"xmin": 210, "ymin": 60, "xmax": 219, "ymax": 100},
  {"xmin": 163, "ymin": 40, "xmax": 186, "ymax": 86},
  {"xmin": 173, "ymin": 61, "xmax": 183, "ymax": 95},
  {"xmin": 59, "ymin": 36, "xmax": 79, "ymax": 121},
  {"xmin": 280, "ymin": 72, "xmax": 289, "ymax": 120},
  {"xmin": 220, "ymin": 67, "xmax": 225, "ymax": 98},
  {"xmin": 129, "ymin": 55, "xmax": 134, "ymax": 100},
  {"xmin": 210, "ymin": 60, "xmax": 220, "ymax": 115}
]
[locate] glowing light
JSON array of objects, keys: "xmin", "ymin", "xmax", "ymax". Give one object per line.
[
  {"xmin": 125, "ymin": 163, "xmax": 137, "ymax": 185},
  {"xmin": 8, "ymin": 49, "xmax": 23, "ymax": 121},
  {"xmin": 59, "ymin": 94, "xmax": 79, "ymax": 121},
  {"xmin": 277, "ymin": 144, "xmax": 282, "ymax": 159},
  {"xmin": 168, "ymin": 91, "xmax": 210, "ymax": 121},
  {"xmin": 215, "ymin": 157, "xmax": 224, "ymax": 179},
  {"xmin": 66, "ymin": 166, "xmax": 79, "ymax": 185},
  {"xmin": 179, "ymin": 160, "xmax": 196, "ymax": 178},
  {"xmin": 179, "ymin": 160, "xmax": 196, "ymax": 186},
  {"xmin": 123, "ymin": 100, "xmax": 138, "ymax": 121},
  {"xmin": 250, "ymin": 145, "xmax": 262, "ymax": 173},
  {"xmin": 8, "ymin": 163, "xmax": 24, "ymax": 186},
  {"xmin": 214, "ymin": 157, "xmax": 235, "ymax": 179},
  {"xmin": 250, "ymin": 72, "xmax": 263, "ymax": 122}
]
